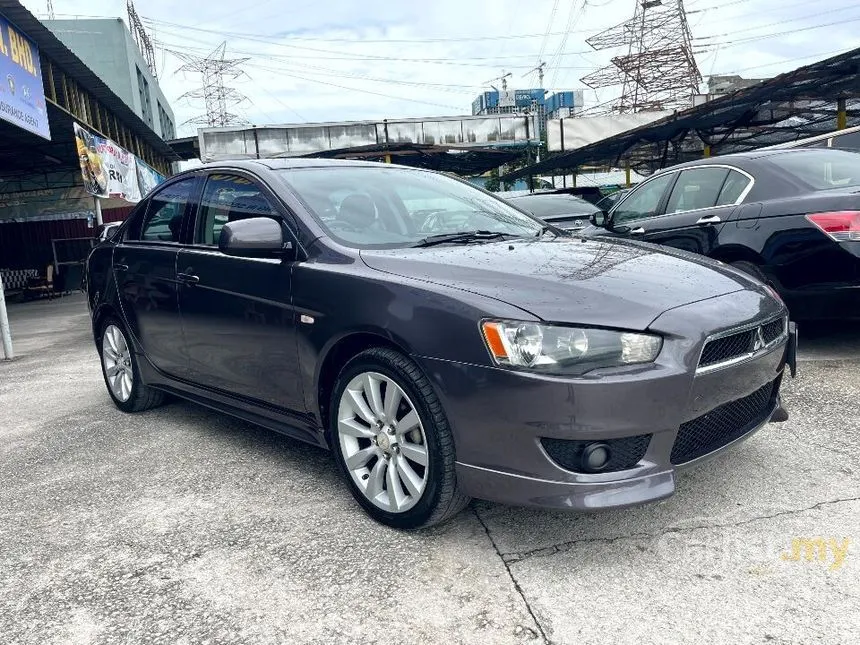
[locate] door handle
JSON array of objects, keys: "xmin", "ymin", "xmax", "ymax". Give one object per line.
[
  {"xmin": 113, "ymin": 263, "xmax": 129, "ymax": 272},
  {"xmin": 176, "ymin": 272, "xmax": 200, "ymax": 285},
  {"xmin": 629, "ymin": 227, "xmax": 645, "ymax": 235},
  {"xmin": 695, "ymin": 215, "xmax": 721, "ymax": 225}
]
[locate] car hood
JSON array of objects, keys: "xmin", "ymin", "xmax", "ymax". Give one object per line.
[{"xmin": 360, "ymin": 237, "xmax": 754, "ymax": 330}]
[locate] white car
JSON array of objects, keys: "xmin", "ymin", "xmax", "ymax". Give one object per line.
[{"xmin": 97, "ymin": 222, "xmax": 123, "ymax": 243}]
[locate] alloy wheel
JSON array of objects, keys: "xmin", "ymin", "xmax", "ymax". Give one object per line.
[
  {"xmin": 336, "ymin": 371, "xmax": 429, "ymax": 513},
  {"xmin": 102, "ymin": 324, "xmax": 133, "ymax": 402}
]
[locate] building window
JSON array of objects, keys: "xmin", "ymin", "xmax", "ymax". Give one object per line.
[
  {"xmin": 157, "ymin": 101, "xmax": 175, "ymax": 140},
  {"xmin": 136, "ymin": 66, "xmax": 153, "ymax": 127}
]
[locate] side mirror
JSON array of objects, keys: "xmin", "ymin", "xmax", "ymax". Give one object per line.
[
  {"xmin": 218, "ymin": 217, "xmax": 294, "ymax": 259},
  {"xmin": 590, "ymin": 210, "xmax": 609, "ymax": 227}
]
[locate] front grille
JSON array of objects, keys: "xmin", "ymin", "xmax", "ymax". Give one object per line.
[
  {"xmin": 698, "ymin": 316, "xmax": 787, "ymax": 369},
  {"xmin": 542, "ymin": 434, "xmax": 651, "ymax": 473},
  {"xmin": 699, "ymin": 330, "xmax": 755, "ymax": 367},
  {"xmin": 670, "ymin": 380, "xmax": 776, "ymax": 465},
  {"xmin": 761, "ymin": 317, "xmax": 785, "ymax": 344}
]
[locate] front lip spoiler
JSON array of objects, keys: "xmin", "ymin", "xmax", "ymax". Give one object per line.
[{"xmin": 455, "ymin": 397, "xmax": 781, "ymax": 511}]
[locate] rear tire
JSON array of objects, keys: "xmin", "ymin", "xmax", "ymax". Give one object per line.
[
  {"xmin": 329, "ymin": 347, "xmax": 470, "ymax": 529},
  {"xmin": 99, "ymin": 318, "xmax": 165, "ymax": 413}
]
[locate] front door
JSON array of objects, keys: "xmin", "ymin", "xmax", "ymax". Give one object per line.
[
  {"xmin": 177, "ymin": 172, "xmax": 305, "ymax": 413},
  {"xmin": 642, "ymin": 167, "xmax": 752, "ymax": 255},
  {"xmin": 114, "ymin": 176, "xmax": 198, "ymax": 378},
  {"xmin": 602, "ymin": 171, "xmax": 677, "ymax": 239}
]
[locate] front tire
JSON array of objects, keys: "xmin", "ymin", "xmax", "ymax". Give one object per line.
[
  {"xmin": 330, "ymin": 347, "xmax": 469, "ymax": 529},
  {"xmin": 99, "ymin": 318, "xmax": 165, "ymax": 413}
]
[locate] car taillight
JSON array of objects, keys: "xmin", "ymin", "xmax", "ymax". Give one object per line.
[{"xmin": 805, "ymin": 211, "xmax": 860, "ymax": 241}]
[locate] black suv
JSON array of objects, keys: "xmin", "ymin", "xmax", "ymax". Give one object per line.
[{"xmin": 582, "ymin": 148, "xmax": 860, "ymax": 320}]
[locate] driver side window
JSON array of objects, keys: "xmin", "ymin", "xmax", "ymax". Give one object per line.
[
  {"xmin": 612, "ymin": 173, "xmax": 676, "ymax": 224},
  {"xmin": 196, "ymin": 174, "xmax": 278, "ymax": 246}
]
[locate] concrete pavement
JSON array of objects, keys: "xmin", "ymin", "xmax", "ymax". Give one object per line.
[{"xmin": 1, "ymin": 294, "xmax": 858, "ymax": 644}]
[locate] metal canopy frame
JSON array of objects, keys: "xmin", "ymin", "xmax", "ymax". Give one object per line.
[
  {"xmin": 299, "ymin": 142, "xmax": 524, "ymax": 175},
  {"xmin": 504, "ymin": 47, "xmax": 860, "ymax": 180}
]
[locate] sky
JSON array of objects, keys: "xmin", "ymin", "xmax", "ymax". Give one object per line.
[{"xmin": 19, "ymin": 0, "xmax": 860, "ymax": 137}]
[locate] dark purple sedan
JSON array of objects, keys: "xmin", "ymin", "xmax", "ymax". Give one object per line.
[{"xmin": 85, "ymin": 159, "xmax": 797, "ymax": 529}]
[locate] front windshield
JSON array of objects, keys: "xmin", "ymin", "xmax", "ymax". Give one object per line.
[{"xmin": 280, "ymin": 166, "xmax": 543, "ymax": 248}]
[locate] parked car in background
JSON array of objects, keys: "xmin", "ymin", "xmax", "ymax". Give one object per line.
[
  {"xmin": 505, "ymin": 192, "xmax": 599, "ymax": 231},
  {"xmin": 86, "ymin": 159, "xmax": 795, "ymax": 529},
  {"xmin": 581, "ymin": 148, "xmax": 860, "ymax": 320},
  {"xmin": 595, "ymin": 188, "xmax": 630, "ymax": 213}
]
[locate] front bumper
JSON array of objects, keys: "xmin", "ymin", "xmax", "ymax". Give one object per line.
[{"xmin": 418, "ymin": 292, "xmax": 793, "ymax": 511}]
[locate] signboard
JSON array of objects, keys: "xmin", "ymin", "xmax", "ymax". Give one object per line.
[
  {"xmin": 0, "ymin": 13, "xmax": 50, "ymax": 139},
  {"xmin": 74, "ymin": 123, "xmax": 154, "ymax": 202},
  {"xmin": 135, "ymin": 159, "xmax": 165, "ymax": 198},
  {"xmin": 0, "ymin": 186, "xmax": 93, "ymax": 222},
  {"xmin": 546, "ymin": 112, "xmax": 674, "ymax": 152},
  {"xmin": 497, "ymin": 90, "xmax": 516, "ymax": 108}
]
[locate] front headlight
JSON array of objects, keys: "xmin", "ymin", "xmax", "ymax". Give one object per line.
[{"xmin": 481, "ymin": 320, "xmax": 662, "ymax": 375}]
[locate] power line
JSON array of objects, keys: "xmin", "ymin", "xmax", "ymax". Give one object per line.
[
  {"xmin": 536, "ymin": 0, "xmax": 560, "ymax": 65},
  {"xmin": 548, "ymin": 0, "xmax": 587, "ymax": 88},
  {"xmin": 709, "ymin": 47, "xmax": 854, "ymax": 77},
  {"xmin": 264, "ymin": 70, "xmax": 465, "ymax": 112},
  {"xmin": 243, "ymin": 60, "xmax": 486, "ymax": 94},
  {"xmin": 695, "ymin": 5, "xmax": 860, "ymax": 40},
  {"xmin": 694, "ymin": 15, "xmax": 860, "ymax": 52}
]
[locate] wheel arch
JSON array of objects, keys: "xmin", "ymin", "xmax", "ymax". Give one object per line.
[
  {"xmin": 709, "ymin": 244, "xmax": 766, "ymax": 266},
  {"xmin": 91, "ymin": 302, "xmax": 121, "ymax": 344},
  {"xmin": 315, "ymin": 330, "xmax": 411, "ymax": 442}
]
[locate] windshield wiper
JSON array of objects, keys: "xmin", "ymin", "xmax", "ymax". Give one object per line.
[
  {"xmin": 535, "ymin": 224, "xmax": 568, "ymax": 238},
  {"xmin": 412, "ymin": 230, "xmax": 513, "ymax": 248}
]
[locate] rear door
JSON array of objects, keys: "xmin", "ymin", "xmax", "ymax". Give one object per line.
[
  {"xmin": 642, "ymin": 166, "xmax": 752, "ymax": 254},
  {"xmin": 177, "ymin": 171, "xmax": 306, "ymax": 413},
  {"xmin": 114, "ymin": 176, "xmax": 199, "ymax": 377}
]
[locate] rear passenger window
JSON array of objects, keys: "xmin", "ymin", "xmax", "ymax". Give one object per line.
[
  {"xmin": 196, "ymin": 174, "xmax": 278, "ymax": 246},
  {"xmin": 716, "ymin": 170, "xmax": 752, "ymax": 206},
  {"xmin": 138, "ymin": 178, "xmax": 196, "ymax": 242},
  {"xmin": 665, "ymin": 168, "xmax": 729, "ymax": 213}
]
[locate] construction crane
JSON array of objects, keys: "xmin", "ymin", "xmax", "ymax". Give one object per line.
[
  {"xmin": 526, "ymin": 61, "xmax": 547, "ymax": 88},
  {"xmin": 483, "ymin": 71, "xmax": 513, "ymax": 92}
]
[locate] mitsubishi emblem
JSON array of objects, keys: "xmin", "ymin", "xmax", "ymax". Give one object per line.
[{"xmin": 753, "ymin": 326, "xmax": 766, "ymax": 351}]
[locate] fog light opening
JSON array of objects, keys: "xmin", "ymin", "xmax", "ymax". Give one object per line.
[{"xmin": 582, "ymin": 443, "xmax": 612, "ymax": 472}]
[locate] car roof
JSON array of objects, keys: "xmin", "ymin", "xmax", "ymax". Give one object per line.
[
  {"xmin": 663, "ymin": 147, "xmax": 852, "ymax": 172},
  {"xmin": 507, "ymin": 193, "xmax": 586, "ymax": 201},
  {"xmin": 200, "ymin": 158, "xmax": 406, "ymax": 172}
]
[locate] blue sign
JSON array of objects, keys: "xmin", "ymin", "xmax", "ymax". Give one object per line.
[{"xmin": 0, "ymin": 13, "xmax": 50, "ymax": 140}]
